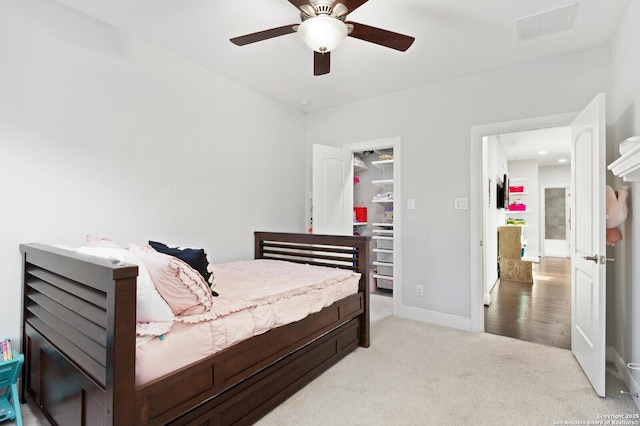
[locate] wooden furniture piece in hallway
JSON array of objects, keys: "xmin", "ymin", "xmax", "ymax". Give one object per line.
[
  {"xmin": 485, "ymin": 257, "xmax": 571, "ymax": 349},
  {"xmin": 498, "ymin": 226, "xmax": 533, "ymax": 283}
]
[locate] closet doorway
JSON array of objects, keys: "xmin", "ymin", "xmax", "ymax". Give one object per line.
[
  {"xmin": 345, "ymin": 137, "xmax": 401, "ymax": 314},
  {"xmin": 312, "ymin": 137, "xmax": 402, "ymax": 315}
]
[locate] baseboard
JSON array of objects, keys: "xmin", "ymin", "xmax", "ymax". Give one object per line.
[
  {"xmin": 484, "ymin": 277, "xmax": 499, "ymax": 306},
  {"xmin": 396, "ymin": 305, "xmax": 472, "ymax": 331},
  {"xmin": 483, "ymin": 293, "xmax": 491, "ymax": 306},
  {"xmin": 608, "ymin": 345, "xmax": 640, "ymax": 411}
]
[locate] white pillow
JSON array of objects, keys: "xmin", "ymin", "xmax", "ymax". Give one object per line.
[{"xmin": 75, "ymin": 246, "xmax": 176, "ymax": 323}]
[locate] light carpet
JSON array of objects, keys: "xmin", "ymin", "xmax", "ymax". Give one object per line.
[{"xmin": 258, "ymin": 306, "xmax": 638, "ymax": 425}]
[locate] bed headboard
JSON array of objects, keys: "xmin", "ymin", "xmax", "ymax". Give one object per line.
[
  {"xmin": 254, "ymin": 231, "xmax": 371, "ymax": 346},
  {"xmin": 20, "ymin": 243, "xmax": 138, "ymax": 425}
]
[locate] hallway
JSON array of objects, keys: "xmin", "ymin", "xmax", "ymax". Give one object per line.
[{"xmin": 484, "ymin": 257, "xmax": 571, "ymax": 349}]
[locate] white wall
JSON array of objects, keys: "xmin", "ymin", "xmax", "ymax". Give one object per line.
[
  {"xmin": 539, "ymin": 165, "xmax": 571, "ymax": 186},
  {"xmin": 610, "ymin": 0, "xmax": 640, "ymax": 406},
  {"xmin": 0, "ymin": 0, "xmax": 307, "ymax": 343},
  {"xmin": 306, "ymin": 46, "xmax": 612, "ymax": 328}
]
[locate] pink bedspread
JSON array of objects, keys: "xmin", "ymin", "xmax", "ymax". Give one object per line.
[{"xmin": 135, "ymin": 259, "xmax": 360, "ymax": 386}]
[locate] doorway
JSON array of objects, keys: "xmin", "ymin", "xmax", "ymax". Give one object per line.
[
  {"xmin": 469, "ymin": 112, "xmax": 577, "ymax": 333},
  {"xmin": 541, "ymin": 185, "xmax": 571, "ymax": 257},
  {"xmin": 345, "ymin": 137, "xmax": 401, "ymax": 314},
  {"xmin": 481, "ymin": 127, "xmax": 572, "ymax": 348},
  {"xmin": 312, "ymin": 137, "xmax": 402, "ymax": 316},
  {"xmin": 471, "ymin": 94, "xmax": 608, "ymax": 396}
]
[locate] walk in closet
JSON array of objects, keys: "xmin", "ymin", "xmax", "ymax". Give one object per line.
[
  {"xmin": 353, "ymin": 150, "xmax": 395, "ymax": 294},
  {"xmin": 311, "ymin": 140, "xmax": 400, "ymax": 298}
]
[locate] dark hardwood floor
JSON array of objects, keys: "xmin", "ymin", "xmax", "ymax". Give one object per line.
[{"xmin": 484, "ymin": 257, "xmax": 571, "ymax": 349}]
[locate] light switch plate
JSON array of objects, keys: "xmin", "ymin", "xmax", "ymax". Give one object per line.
[{"xmin": 454, "ymin": 198, "xmax": 468, "ymax": 210}]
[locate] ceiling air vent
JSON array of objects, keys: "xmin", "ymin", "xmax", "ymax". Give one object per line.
[{"xmin": 517, "ymin": 3, "xmax": 576, "ymax": 41}]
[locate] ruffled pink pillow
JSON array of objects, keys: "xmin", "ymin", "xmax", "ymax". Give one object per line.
[{"xmin": 129, "ymin": 245, "xmax": 215, "ymax": 316}]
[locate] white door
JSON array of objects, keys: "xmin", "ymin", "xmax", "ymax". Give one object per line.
[
  {"xmin": 312, "ymin": 144, "xmax": 353, "ymax": 235},
  {"xmin": 570, "ymin": 93, "xmax": 606, "ymax": 396}
]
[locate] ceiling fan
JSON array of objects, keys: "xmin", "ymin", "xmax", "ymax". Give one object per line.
[{"xmin": 230, "ymin": 0, "xmax": 415, "ymax": 76}]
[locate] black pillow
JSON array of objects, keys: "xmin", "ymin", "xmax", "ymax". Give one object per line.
[{"xmin": 148, "ymin": 240, "xmax": 214, "ymax": 287}]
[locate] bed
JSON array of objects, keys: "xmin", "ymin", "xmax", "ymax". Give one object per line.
[{"xmin": 20, "ymin": 231, "xmax": 370, "ymax": 425}]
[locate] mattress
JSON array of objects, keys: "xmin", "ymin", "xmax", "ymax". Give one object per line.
[{"xmin": 135, "ymin": 259, "xmax": 360, "ymax": 386}]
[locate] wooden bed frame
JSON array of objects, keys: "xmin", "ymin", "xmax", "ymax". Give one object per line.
[{"xmin": 20, "ymin": 231, "xmax": 370, "ymax": 425}]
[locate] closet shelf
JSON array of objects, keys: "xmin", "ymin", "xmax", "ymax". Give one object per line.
[
  {"xmin": 373, "ymin": 273, "xmax": 394, "ymax": 281},
  {"xmin": 372, "ymin": 179, "xmax": 394, "ymax": 188},
  {"xmin": 373, "ymin": 248, "xmax": 393, "ymax": 254},
  {"xmin": 371, "ymin": 159, "xmax": 394, "ymax": 169},
  {"xmin": 608, "ymin": 143, "xmax": 640, "ymax": 182},
  {"xmin": 352, "ymin": 155, "xmax": 367, "ymax": 172},
  {"xmin": 365, "ymin": 155, "xmax": 394, "ymax": 293}
]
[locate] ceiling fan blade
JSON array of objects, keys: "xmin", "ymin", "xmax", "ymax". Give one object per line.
[
  {"xmin": 334, "ymin": 0, "xmax": 369, "ymax": 15},
  {"xmin": 314, "ymin": 51, "xmax": 330, "ymax": 76},
  {"xmin": 230, "ymin": 25, "xmax": 297, "ymax": 46},
  {"xmin": 288, "ymin": 0, "xmax": 314, "ymax": 10},
  {"xmin": 347, "ymin": 22, "xmax": 415, "ymax": 51}
]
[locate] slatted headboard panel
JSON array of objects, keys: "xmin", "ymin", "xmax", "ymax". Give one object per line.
[
  {"xmin": 254, "ymin": 232, "xmax": 369, "ymax": 274},
  {"xmin": 20, "ymin": 243, "xmax": 138, "ymax": 425},
  {"xmin": 254, "ymin": 231, "xmax": 371, "ymax": 347}
]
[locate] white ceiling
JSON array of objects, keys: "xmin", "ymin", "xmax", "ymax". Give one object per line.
[
  {"xmin": 53, "ymin": 0, "xmax": 629, "ymax": 112},
  {"xmin": 499, "ymin": 126, "xmax": 571, "ymax": 167}
]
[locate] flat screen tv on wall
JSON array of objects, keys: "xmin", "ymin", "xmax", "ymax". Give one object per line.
[
  {"xmin": 503, "ymin": 173, "xmax": 509, "ymax": 208},
  {"xmin": 496, "ymin": 174, "xmax": 509, "ymax": 209}
]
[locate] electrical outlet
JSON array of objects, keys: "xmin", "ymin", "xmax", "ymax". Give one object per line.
[{"xmin": 416, "ymin": 284, "xmax": 424, "ymax": 297}]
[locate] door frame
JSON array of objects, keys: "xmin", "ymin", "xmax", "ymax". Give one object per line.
[
  {"xmin": 344, "ymin": 137, "xmax": 401, "ymax": 315},
  {"xmin": 469, "ymin": 112, "xmax": 578, "ymax": 332}
]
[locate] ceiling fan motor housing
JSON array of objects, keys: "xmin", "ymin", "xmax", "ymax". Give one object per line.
[{"xmin": 300, "ymin": 2, "xmax": 347, "ymax": 21}]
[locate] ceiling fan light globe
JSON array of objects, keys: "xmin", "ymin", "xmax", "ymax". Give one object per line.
[{"xmin": 298, "ymin": 15, "xmax": 348, "ymax": 53}]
